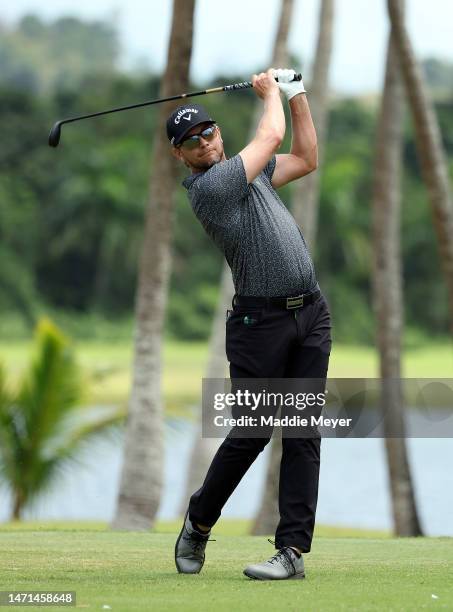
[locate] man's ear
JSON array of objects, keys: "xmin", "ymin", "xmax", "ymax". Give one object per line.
[
  {"xmin": 171, "ymin": 147, "xmax": 182, "ymax": 162},
  {"xmin": 172, "ymin": 146, "xmax": 190, "ymax": 169}
]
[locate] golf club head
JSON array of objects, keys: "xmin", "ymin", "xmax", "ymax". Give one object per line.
[{"xmin": 48, "ymin": 121, "xmax": 62, "ymax": 147}]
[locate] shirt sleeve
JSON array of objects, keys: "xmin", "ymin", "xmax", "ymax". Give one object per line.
[
  {"xmin": 261, "ymin": 154, "xmax": 277, "ymax": 182},
  {"xmin": 190, "ymin": 154, "xmax": 249, "ymax": 228}
]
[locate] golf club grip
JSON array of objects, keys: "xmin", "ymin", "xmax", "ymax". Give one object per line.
[{"xmin": 223, "ymin": 73, "xmax": 302, "ymax": 91}]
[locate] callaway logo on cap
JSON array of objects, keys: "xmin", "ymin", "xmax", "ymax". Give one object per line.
[
  {"xmin": 174, "ymin": 107, "xmax": 198, "ymax": 124},
  {"xmin": 166, "ymin": 103, "xmax": 215, "ymax": 146}
]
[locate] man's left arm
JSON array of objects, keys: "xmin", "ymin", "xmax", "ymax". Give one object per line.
[{"xmin": 271, "ymin": 69, "xmax": 318, "ymax": 189}]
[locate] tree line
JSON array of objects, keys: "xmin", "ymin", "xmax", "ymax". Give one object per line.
[{"xmin": 1, "ymin": 14, "xmax": 452, "ymax": 343}]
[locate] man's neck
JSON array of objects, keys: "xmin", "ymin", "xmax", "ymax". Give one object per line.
[{"xmin": 190, "ymin": 154, "xmax": 228, "ymax": 174}]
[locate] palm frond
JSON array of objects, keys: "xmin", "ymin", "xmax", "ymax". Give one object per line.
[
  {"xmin": 0, "ymin": 319, "xmax": 127, "ymax": 518},
  {"xmin": 43, "ymin": 404, "xmax": 125, "ymax": 460},
  {"xmin": 0, "ymin": 319, "xmax": 82, "ymax": 516},
  {"xmin": 16, "ymin": 406, "xmax": 125, "ymax": 509},
  {"xmin": 17, "ymin": 318, "xmax": 82, "ymax": 450},
  {"xmin": 0, "ymin": 362, "xmax": 21, "ymax": 484}
]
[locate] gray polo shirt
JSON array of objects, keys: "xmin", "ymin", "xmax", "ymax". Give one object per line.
[{"xmin": 182, "ymin": 154, "xmax": 318, "ymax": 297}]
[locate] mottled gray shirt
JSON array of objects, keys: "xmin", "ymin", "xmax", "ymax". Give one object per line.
[{"xmin": 182, "ymin": 154, "xmax": 318, "ymax": 297}]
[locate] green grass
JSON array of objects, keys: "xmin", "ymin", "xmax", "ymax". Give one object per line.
[
  {"xmin": 1, "ymin": 340, "xmax": 452, "ymax": 413},
  {"xmin": 0, "ymin": 519, "xmax": 390, "ymax": 539},
  {"xmin": 0, "ymin": 521, "xmax": 451, "ymax": 611}
]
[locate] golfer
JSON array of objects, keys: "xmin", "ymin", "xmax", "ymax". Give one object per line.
[{"xmin": 167, "ymin": 68, "xmax": 332, "ymax": 580}]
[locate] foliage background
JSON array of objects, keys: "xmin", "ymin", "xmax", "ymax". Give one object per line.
[{"xmin": 1, "ymin": 15, "xmax": 452, "ymax": 344}]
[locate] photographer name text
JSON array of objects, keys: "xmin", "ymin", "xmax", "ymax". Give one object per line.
[{"xmin": 213, "ymin": 415, "xmax": 352, "ymax": 429}]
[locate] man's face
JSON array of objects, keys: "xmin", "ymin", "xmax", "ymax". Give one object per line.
[{"xmin": 171, "ymin": 122, "xmax": 225, "ymax": 172}]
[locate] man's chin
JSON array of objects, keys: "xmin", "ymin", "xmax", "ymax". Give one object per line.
[{"xmin": 194, "ymin": 156, "xmax": 221, "ymax": 170}]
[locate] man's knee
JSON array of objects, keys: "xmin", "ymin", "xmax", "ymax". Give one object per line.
[{"xmin": 282, "ymin": 435, "xmax": 321, "ymax": 461}]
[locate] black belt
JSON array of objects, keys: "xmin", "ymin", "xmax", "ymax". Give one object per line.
[{"xmin": 233, "ymin": 289, "xmax": 321, "ymax": 310}]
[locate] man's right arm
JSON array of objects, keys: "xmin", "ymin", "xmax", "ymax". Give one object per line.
[{"xmin": 239, "ymin": 68, "xmax": 285, "ymax": 184}]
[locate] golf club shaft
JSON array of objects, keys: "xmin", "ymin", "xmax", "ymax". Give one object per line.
[{"xmin": 48, "ymin": 73, "xmax": 303, "ymax": 147}]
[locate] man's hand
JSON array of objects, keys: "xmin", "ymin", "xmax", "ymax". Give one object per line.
[
  {"xmin": 274, "ymin": 68, "xmax": 306, "ymax": 101},
  {"xmin": 252, "ymin": 68, "xmax": 280, "ymax": 100}
]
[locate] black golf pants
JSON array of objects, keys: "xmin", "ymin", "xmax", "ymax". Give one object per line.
[{"xmin": 188, "ymin": 292, "xmax": 332, "ymax": 553}]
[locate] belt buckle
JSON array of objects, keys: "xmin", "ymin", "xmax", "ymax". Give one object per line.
[{"xmin": 286, "ymin": 294, "xmax": 304, "ymax": 309}]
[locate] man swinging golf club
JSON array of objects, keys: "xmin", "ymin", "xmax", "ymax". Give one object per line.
[{"xmin": 168, "ymin": 68, "xmax": 332, "ymax": 580}]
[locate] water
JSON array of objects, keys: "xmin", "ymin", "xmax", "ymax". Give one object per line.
[{"xmin": 0, "ymin": 418, "xmax": 452, "ymax": 535}]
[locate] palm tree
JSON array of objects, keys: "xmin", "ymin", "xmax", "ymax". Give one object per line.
[
  {"xmin": 111, "ymin": 0, "xmax": 195, "ymax": 530},
  {"xmin": 372, "ymin": 7, "xmax": 423, "ymax": 536},
  {"xmin": 178, "ymin": 267, "xmax": 229, "ymax": 514},
  {"xmin": 0, "ymin": 318, "xmax": 123, "ymax": 520},
  {"xmin": 179, "ymin": 0, "xmax": 295, "ymax": 518},
  {"xmin": 252, "ymin": 0, "xmax": 334, "ymax": 536},
  {"xmin": 292, "ymin": 0, "xmax": 334, "ymax": 251},
  {"xmin": 387, "ymin": 0, "xmax": 453, "ymax": 334}
]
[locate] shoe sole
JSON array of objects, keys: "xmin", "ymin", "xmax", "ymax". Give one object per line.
[
  {"xmin": 243, "ymin": 569, "xmax": 305, "ymax": 580},
  {"xmin": 174, "ymin": 509, "xmax": 205, "ymax": 574}
]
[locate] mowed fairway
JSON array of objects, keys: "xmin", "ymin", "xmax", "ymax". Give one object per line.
[{"xmin": 0, "ymin": 522, "xmax": 452, "ymax": 611}]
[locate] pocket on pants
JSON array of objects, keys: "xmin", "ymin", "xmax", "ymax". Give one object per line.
[
  {"xmin": 225, "ymin": 307, "xmax": 271, "ymax": 374},
  {"xmin": 226, "ymin": 307, "xmax": 265, "ymax": 327}
]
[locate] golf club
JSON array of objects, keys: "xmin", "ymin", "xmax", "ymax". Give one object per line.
[{"xmin": 48, "ymin": 73, "xmax": 303, "ymax": 147}]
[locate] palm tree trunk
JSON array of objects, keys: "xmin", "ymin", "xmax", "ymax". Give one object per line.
[
  {"xmin": 272, "ymin": 0, "xmax": 295, "ymax": 68},
  {"xmin": 292, "ymin": 0, "xmax": 334, "ymax": 251},
  {"xmin": 372, "ymin": 5, "xmax": 422, "ymax": 536},
  {"xmin": 111, "ymin": 0, "xmax": 195, "ymax": 530},
  {"xmin": 12, "ymin": 489, "xmax": 24, "ymax": 520},
  {"xmin": 178, "ymin": 0, "xmax": 296, "ymax": 519},
  {"xmin": 178, "ymin": 267, "xmax": 229, "ymax": 514},
  {"xmin": 252, "ymin": 0, "xmax": 334, "ymax": 537},
  {"xmin": 387, "ymin": 0, "xmax": 453, "ymax": 335}
]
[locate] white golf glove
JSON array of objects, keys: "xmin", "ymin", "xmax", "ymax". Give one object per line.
[{"xmin": 273, "ymin": 68, "xmax": 306, "ymax": 101}]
